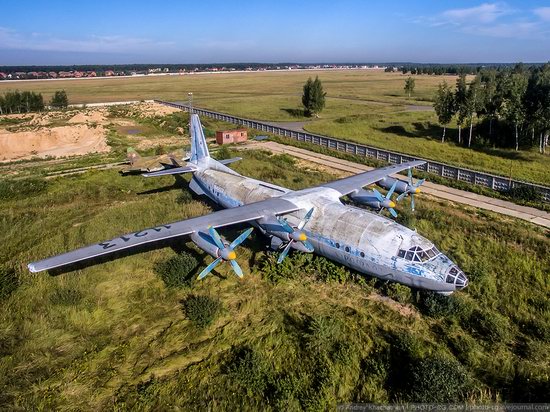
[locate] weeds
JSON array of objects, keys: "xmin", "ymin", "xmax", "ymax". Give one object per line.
[{"xmin": 182, "ymin": 294, "xmax": 221, "ymax": 327}]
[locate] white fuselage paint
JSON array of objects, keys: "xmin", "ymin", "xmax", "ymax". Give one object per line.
[{"xmin": 192, "ymin": 166, "xmax": 464, "ymax": 293}]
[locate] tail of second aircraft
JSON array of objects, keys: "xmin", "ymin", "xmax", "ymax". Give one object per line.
[{"xmin": 142, "ymin": 113, "xmax": 241, "ymax": 177}]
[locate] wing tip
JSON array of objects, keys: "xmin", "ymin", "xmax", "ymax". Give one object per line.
[{"xmin": 27, "ymin": 263, "xmax": 39, "ymax": 273}]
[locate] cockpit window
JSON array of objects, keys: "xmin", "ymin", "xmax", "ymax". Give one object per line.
[{"xmin": 397, "ymin": 246, "xmax": 441, "ymax": 262}]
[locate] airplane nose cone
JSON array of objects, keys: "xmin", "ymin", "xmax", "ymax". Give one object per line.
[{"xmin": 455, "ymin": 272, "xmax": 468, "ymax": 289}]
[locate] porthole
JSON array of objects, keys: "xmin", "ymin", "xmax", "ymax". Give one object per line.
[
  {"xmin": 345, "ymin": 246, "xmax": 350, "ymax": 253},
  {"xmin": 335, "ymin": 242, "xmax": 340, "ymax": 249},
  {"xmin": 360, "ymin": 252, "xmax": 365, "ymax": 258}
]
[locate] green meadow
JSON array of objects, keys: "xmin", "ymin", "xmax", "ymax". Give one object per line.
[
  {"xmin": 1, "ymin": 108, "xmax": 548, "ymax": 409},
  {"xmin": 1, "ymin": 70, "xmax": 548, "ymax": 185}
]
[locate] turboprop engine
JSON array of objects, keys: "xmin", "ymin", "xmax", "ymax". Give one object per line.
[
  {"xmin": 350, "ymin": 181, "xmax": 398, "ymax": 217},
  {"xmin": 190, "ymin": 226, "xmax": 253, "ymax": 279},
  {"xmin": 257, "ymin": 208, "xmax": 315, "ymax": 263},
  {"xmin": 376, "ymin": 168, "xmax": 425, "ymax": 211}
]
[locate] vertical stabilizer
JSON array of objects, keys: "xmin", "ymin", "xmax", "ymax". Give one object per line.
[{"xmin": 189, "ymin": 114, "xmax": 210, "ymax": 163}]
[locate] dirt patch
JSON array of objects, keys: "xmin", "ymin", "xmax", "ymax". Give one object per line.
[
  {"xmin": 0, "ymin": 124, "xmax": 110, "ymax": 162},
  {"xmin": 133, "ymin": 136, "xmax": 186, "ymax": 150},
  {"xmin": 68, "ymin": 110, "xmax": 107, "ymax": 124},
  {"xmin": 367, "ymin": 293, "xmax": 418, "ymax": 317},
  {"xmin": 138, "ymin": 102, "xmax": 182, "ymax": 117}
]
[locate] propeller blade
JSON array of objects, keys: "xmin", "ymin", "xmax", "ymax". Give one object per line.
[
  {"xmin": 415, "ymin": 178, "xmax": 426, "ymax": 188},
  {"xmin": 208, "ymin": 226, "xmax": 225, "ymax": 250},
  {"xmin": 229, "ymin": 227, "xmax": 254, "ymax": 249},
  {"xmin": 197, "ymin": 257, "xmax": 222, "ymax": 279},
  {"xmin": 408, "ymin": 167, "xmax": 413, "ymax": 185},
  {"xmin": 373, "ymin": 188, "xmax": 384, "ymax": 203},
  {"xmin": 277, "ymin": 241, "xmax": 294, "ymax": 264},
  {"xmin": 389, "ymin": 208, "xmax": 398, "ymax": 218},
  {"xmin": 229, "ymin": 259, "xmax": 244, "ymax": 278},
  {"xmin": 411, "ymin": 194, "xmax": 416, "ymax": 212},
  {"xmin": 277, "ymin": 217, "xmax": 295, "ymax": 234},
  {"xmin": 386, "ymin": 180, "xmax": 398, "ymax": 199},
  {"xmin": 297, "ymin": 208, "xmax": 314, "ymax": 230},
  {"xmin": 397, "ymin": 192, "xmax": 407, "ymax": 202}
]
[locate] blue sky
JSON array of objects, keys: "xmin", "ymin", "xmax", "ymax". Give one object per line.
[{"xmin": 0, "ymin": 1, "xmax": 549, "ymax": 65}]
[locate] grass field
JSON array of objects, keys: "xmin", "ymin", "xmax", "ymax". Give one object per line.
[
  {"xmin": 2, "ymin": 70, "xmax": 548, "ymax": 186},
  {"xmin": 1, "ymin": 133, "xmax": 549, "ymax": 409}
]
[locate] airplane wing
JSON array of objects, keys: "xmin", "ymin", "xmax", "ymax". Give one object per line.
[
  {"xmin": 28, "ymin": 197, "xmax": 300, "ymax": 273},
  {"xmin": 321, "ymin": 160, "xmax": 426, "ymax": 196},
  {"xmin": 142, "ymin": 164, "xmax": 198, "ymax": 177}
]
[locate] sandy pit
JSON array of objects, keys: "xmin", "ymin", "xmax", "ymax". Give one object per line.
[{"xmin": 0, "ymin": 124, "xmax": 110, "ymax": 162}]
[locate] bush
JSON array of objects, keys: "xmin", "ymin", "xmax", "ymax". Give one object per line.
[
  {"xmin": 418, "ymin": 291, "xmax": 464, "ymax": 318},
  {"xmin": 507, "ymin": 185, "xmax": 542, "ymax": 202},
  {"xmin": 0, "ymin": 267, "xmax": 19, "ymax": 300},
  {"xmin": 303, "ymin": 316, "xmax": 342, "ymax": 356},
  {"xmin": 181, "ymin": 294, "xmax": 221, "ymax": 327},
  {"xmin": 155, "ymin": 252, "xmax": 198, "ymax": 288},
  {"xmin": 403, "ymin": 354, "xmax": 473, "ymax": 402},
  {"xmin": 224, "ymin": 346, "xmax": 271, "ymax": 397}
]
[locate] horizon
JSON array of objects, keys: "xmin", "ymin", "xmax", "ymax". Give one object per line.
[{"xmin": 1, "ymin": 1, "xmax": 550, "ymax": 65}]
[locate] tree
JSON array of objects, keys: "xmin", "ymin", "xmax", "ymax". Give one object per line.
[
  {"xmin": 524, "ymin": 64, "xmax": 550, "ymax": 154},
  {"xmin": 479, "ymin": 70, "xmax": 499, "ymax": 138},
  {"xmin": 465, "ymin": 76, "xmax": 481, "ymax": 147},
  {"xmin": 433, "ymin": 82, "xmax": 455, "ymax": 142},
  {"xmin": 455, "ymin": 74, "xmax": 468, "ymax": 144},
  {"xmin": 499, "ymin": 71, "xmax": 528, "ymax": 150},
  {"xmin": 50, "ymin": 90, "xmax": 69, "ymax": 109},
  {"xmin": 302, "ymin": 76, "xmax": 326, "ymax": 117},
  {"xmin": 404, "ymin": 76, "xmax": 415, "ymax": 98}
]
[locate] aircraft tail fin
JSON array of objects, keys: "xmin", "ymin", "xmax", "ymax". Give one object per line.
[
  {"xmin": 189, "ymin": 114, "xmax": 210, "ymax": 164},
  {"xmin": 126, "ymin": 147, "xmax": 140, "ymax": 165}
]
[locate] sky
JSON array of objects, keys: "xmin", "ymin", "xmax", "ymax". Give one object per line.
[{"xmin": 0, "ymin": 0, "xmax": 549, "ymax": 65}]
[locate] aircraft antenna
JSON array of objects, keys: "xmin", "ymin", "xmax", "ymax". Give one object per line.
[{"xmin": 188, "ymin": 92, "xmax": 193, "ymax": 114}]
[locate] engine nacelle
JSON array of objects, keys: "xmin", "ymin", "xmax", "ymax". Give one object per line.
[
  {"xmin": 190, "ymin": 231, "xmax": 222, "ymax": 258},
  {"xmin": 257, "ymin": 216, "xmax": 293, "ymax": 242},
  {"xmin": 376, "ymin": 176, "xmax": 409, "ymax": 194},
  {"xmin": 349, "ymin": 189, "xmax": 381, "ymax": 209}
]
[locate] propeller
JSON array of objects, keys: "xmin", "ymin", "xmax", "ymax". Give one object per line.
[
  {"xmin": 373, "ymin": 180, "xmax": 398, "ymax": 218},
  {"xmin": 396, "ymin": 168, "xmax": 425, "ymax": 211},
  {"xmin": 276, "ymin": 208, "xmax": 315, "ymax": 263},
  {"xmin": 197, "ymin": 226, "xmax": 254, "ymax": 279}
]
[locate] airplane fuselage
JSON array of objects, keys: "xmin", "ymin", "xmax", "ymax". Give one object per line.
[{"xmin": 191, "ymin": 166, "xmax": 467, "ymax": 294}]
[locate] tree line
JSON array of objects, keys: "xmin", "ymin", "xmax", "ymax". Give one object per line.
[
  {"xmin": 433, "ymin": 63, "xmax": 550, "ymax": 153},
  {"xmin": 0, "ymin": 90, "xmax": 69, "ymax": 114}
]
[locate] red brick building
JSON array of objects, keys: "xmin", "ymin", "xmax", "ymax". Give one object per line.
[{"xmin": 216, "ymin": 129, "xmax": 247, "ymax": 145}]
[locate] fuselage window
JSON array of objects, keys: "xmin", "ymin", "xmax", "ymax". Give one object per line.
[
  {"xmin": 398, "ymin": 249, "xmax": 406, "ymax": 258},
  {"xmin": 345, "ymin": 246, "xmax": 350, "ymax": 253},
  {"xmin": 335, "ymin": 242, "xmax": 340, "ymax": 249},
  {"xmin": 405, "ymin": 251, "xmax": 414, "ymax": 261},
  {"xmin": 360, "ymin": 252, "xmax": 365, "ymax": 258}
]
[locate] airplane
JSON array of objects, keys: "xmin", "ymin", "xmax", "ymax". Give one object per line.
[
  {"xmin": 120, "ymin": 147, "xmax": 188, "ymax": 174},
  {"xmin": 28, "ymin": 114, "xmax": 468, "ymax": 294}
]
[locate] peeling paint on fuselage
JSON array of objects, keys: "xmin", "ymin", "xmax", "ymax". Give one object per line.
[{"xmin": 193, "ymin": 168, "xmax": 460, "ymax": 293}]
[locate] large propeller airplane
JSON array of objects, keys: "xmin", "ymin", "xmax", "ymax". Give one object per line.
[{"xmin": 28, "ymin": 114, "xmax": 468, "ymax": 294}]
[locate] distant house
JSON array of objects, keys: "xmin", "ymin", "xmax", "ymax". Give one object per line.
[
  {"xmin": 104, "ymin": 70, "xmax": 115, "ymax": 76},
  {"xmin": 216, "ymin": 129, "xmax": 248, "ymax": 145},
  {"xmin": 0, "ymin": 72, "xmax": 7, "ymax": 79},
  {"xmin": 48, "ymin": 71, "xmax": 57, "ymax": 78}
]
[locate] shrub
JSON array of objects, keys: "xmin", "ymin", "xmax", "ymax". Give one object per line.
[
  {"xmin": 182, "ymin": 294, "xmax": 221, "ymax": 327},
  {"xmin": 0, "ymin": 267, "xmax": 19, "ymax": 300},
  {"xmin": 462, "ymin": 308, "xmax": 512, "ymax": 343},
  {"xmin": 303, "ymin": 316, "xmax": 342, "ymax": 356},
  {"xmin": 418, "ymin": 291, "xmax": 463, "ymax": 318},
  {"xmin": 403, "ymin": 354, "xmax": 473, "ymax": 402},
  {"xmin": 155, "ymin": 252, "xmax": 198, "ymax": 288},
  {"xmin": 507, "ymin": 185, "xmax": 542, "ymax": 202},
  {"xmin": 224, "ymin": 346, "xmax": 269, "ymax": 396}
]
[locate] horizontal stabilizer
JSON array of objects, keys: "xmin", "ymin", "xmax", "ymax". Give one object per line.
[
  {"xmin": 142, "ymin": 164, "xmax": 197, "ymax": 177},
  {"xmin": 218, "ymin": 157, "xmax": 242, "ymax": 165}
]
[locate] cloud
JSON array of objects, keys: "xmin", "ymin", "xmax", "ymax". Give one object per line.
[
  {"xmin": 0, "ymin": 27, "xmax": 174, "ymax": 53},
  {"xmin": 412, "ymin": 2, "xmax": 549, "ymax": 40},
  {"xmin": 442, "ymin": 2, "xmax": 511, "ymax": 24},
  {"xmin": 534, "ymin": 7, "xmax": 550, "ymax": 21}
]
